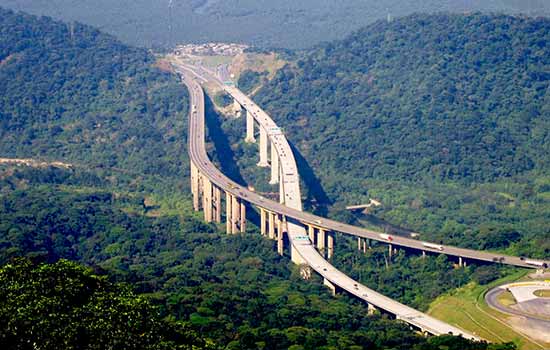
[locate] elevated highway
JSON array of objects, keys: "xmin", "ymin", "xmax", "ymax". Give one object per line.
[
  {"xmin": 176, "ymin": 60, "xmax": 549, "ymax": 271},
  {"xmin": 177, "ymin": 62, "xmax": 485, "ymax": 339}
]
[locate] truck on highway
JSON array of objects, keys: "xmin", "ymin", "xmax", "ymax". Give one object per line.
[
  {"xmin": 293, "ymin": 235, "xmax": 312, "ymax": 245},
  {"xmin": 525, "ymin": 260, "xmax": 548, "ymax": 268},
  {"xmin": 192, "ymin": 104, "xmax": 197, "ymax": 113},
  {"xmin": 379, "ymin": 233, "xmax": 393, "ymax": 241},
  {"xmin": 422, "ymin": 242, "xmax": 444, "ymax": 251}
]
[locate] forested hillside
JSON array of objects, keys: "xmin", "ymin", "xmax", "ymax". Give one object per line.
[
  {"xmin": 0, "ymin": 9, "xmax": 502, "ymax": 350},
  {"xmin": 0, "ymin": 8, "xmax": 189, "ymax": 193},
  {"xmin": 251, "ymin": 14, "xmax": 550, "ymax": 256},
  {"xmin": 0, "ymin": 165, "xmax": 503, "ymax": 350}
]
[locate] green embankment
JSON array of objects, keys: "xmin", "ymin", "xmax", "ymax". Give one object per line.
[{"xmin": 428, "ymin": 270, "xmax": 545, "ymax": 350}]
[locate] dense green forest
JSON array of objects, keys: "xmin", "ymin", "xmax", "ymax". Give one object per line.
[
  {"xmin": 1, "ymin": 0, "xmax": 549, "ymax": 49},
  {"xmin": 0, "ymin": 7, "xmax": 189, "ymax": 194},
  {"xmin": 0, "ymin": 258, "xmax": 213, "ymax": 350},
  {"xmin": 0, "ymin": 9, "xmax": 506, "ymax": 349},
  {"xmin": 0, "ymin": 165, "xmax": 506, "ymax": 350},
  {"xmin": 245, "ymin": 14, "xmax": 550, "ymax": 258}
]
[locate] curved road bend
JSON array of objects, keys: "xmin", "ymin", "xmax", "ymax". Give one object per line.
[
  {"xmin": 176, "ymin": 61, "xmax": 549, "ymax": 271},
  {"xmin": 178, "ymin": 65, "xmax": 482, "ymax": 340}
]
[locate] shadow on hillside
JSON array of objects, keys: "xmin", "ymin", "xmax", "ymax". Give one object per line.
[
  {"xmin": 204, "ymin": 94, "xmax": 247, "ymax": 186},
  {"xmin": 203, "ymin": 94, "xmax": 261, "ymax": 226},
  {"xmin": 288, "ymin": 141, "xmax": 331, "ymax": 216}
]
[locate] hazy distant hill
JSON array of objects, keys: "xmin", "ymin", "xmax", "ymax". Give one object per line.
[{"xmin": 0, "ymin": 0, "xmax": 549, "ymax": 49}]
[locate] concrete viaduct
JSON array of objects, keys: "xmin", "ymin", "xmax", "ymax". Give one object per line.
[{"xmin": 175, "ymin": 59, "xmax": 549, "ymax": 340}]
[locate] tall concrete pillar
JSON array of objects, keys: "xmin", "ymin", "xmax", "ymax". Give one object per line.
[
  {"xmin": 191, "ymin": 162, "xmax": 200, "ymax": 211},
  {"xmin": 388, "ymin": 244, "xmax": 393, "ymax": 259},
  {"xmin": 245, "ymin": 110, "xmax": 255, "ymax": 143},
  {"xmin": 260, "ymin": 208, "xmax": 266, "ymax": 236},
  {"xmin": 258, "ymin": 126, "xmax": 269, "ymax": 167},
  {"xmin": 422, "ymin": 250, "xmax": 426, "ymax": 258},
  {"xmin": 279, "ymin": 174, "xmax": 285, "ymax": 204},
  {"xmin": 231, "ymin": 195, "xmax": 240, "ymax": 234},
  {"xmin": 323, "ymin": 278, "xmax": 336, "ymax": 296},
  {"xmin": 203, "ymin": 177, "xmax": 213, "ymax": 223},
  {"xmin": 317, "ymin": 229, "xmax": 326, "ymax": 255},
  {"xmin": 363, "ymin": 239, "xmax": 368, "ymax": 253},
  {"xmin": 225, "ymin": 192, "xmax": 232, "ymax": 234},
  {"xmin": 214, "ymin": 187, "xmax": 222, "ymax": 223},
  {"xmin": 277, "ymin": 217, "xmax": 284, "ymax": 256},
  {"xmin": 269, "ymin": 144, "xmax": 279, "ymax": 184},
  {"xmin": 357, "ymin": 237, "xmax": 361, "ymax": 251},
  {"xmin": 308, "ymin": 225, "xmax": 315, "ymax": 243},
  {"xmin": 327, "ymin": 233, "xmax": 334, "ymax": 259},
  {"xmin": 233, "ymin": 99, "xmax": 242, "ymax": 116},
  {"xmin": 268, "ymin": 212, "xmax": 275, "ymax": 239},
  {"xmin": 240, "ymin": 201, "xmax": 246, "ymax": 233}
]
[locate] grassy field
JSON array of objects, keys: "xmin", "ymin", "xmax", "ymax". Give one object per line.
[
  {"xmin": 497, "ymin": 290, "xmax": 517, "ymax": 307},
  {"xmin": 428, "ymin": 270, "xmax": 546, "ymax": 350},
  {"xmin": 534, "ymin": 289, "xmax": 550, "ymax": 298}
]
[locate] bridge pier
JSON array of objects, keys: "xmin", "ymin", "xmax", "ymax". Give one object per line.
[
  {"xmin": 213, "ymin": 186, "xmax": 222, "ymax": 223},
  {"xmin": 327, "ymin": 233, "xmax": 334, "ymax": 259},
  {"xmin": 226, "ymin": 192, "xmax": 232, "ymax": 234},
  {"xmin": 323, "ymin": 278, "xmax": 337, "ymax": 296},
  {"xmin": 388, "ymin": 243, "xmax": 393, "ymax": 259},
  {"xmin": 317, "ymin": 229, "xmax": 326, "ymax": 256},
  {"xmin": 268, "ymin": 211, "xmax": 276, "ymax": 239},
  {"xmin": 231, "ymin": 194, "xmax": 239, "ymax": 234},
  {"xmin": 269, "ymin": 143, "xmax": 279, "ymax": 185},
  {"xmin": 233, "ymin": 99, "xmax": 242, "ymax": 117},
  {"xmin": 459, "ymin": 256, "xmax": 467, "ymax": 267},
  {"xmin": 357, "ymin": 238, "xmax": 369, "ymax": 252},
  {"xmin": 367, "ymin": 303, "xmax": 378, "ymax": 315},
  {"xmin": 258, "ymin": 126, "xmax": 269, "ymax": 167},
  {"xmin": 191, "ymin": 162, "xmax": 200, "ymax": 211},
  {"xmin": 202, "ymin": 177, "xmax": 213, "ymax": 223},
  {"xmin": 308, "ymin": 225, "xmax": 315, "ymax": 243},
  {"xmin": 277, "ymin": 217, "xmax": 284, "ymax": 256},
  {"xmin": 245, "ymin": 110, "xmax": 256, "ymax": 143},
  {"xmin": 260, "ymin": 208, "xmax": 267, "ymax": 235},
  {"xmin": 240, "ymin": 201, "xmax": 246, "ymax": 233}
]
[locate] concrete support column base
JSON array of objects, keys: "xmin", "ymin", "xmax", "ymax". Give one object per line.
[
  {"xmin": 299, "ymin": 264, "xmax": 312, "ymax": 280},
  {"xmin": 367, "ymin": 303, "xmax": 377, "ymax": 315},
  {"xmin": 323, "ymin": 278, "xmax": 337, "ymax": 296}
]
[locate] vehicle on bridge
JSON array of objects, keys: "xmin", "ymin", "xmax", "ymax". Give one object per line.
[
  {"xmin": 293, "ymin": 235, "xmax": 312, "ymax": 245},
  {"xmin": 379, "ymin": 233, "xmax": 393, "ymax": 241},
  {"xmin": 422, "ymin": 242, "xmax": 444, "ymax": 251},
  {"xmin": 525, "ymin": 260, "xmax": 548, "ymax": 268}
]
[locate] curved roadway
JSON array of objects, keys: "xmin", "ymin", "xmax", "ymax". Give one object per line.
[
  {"xmin": 176, "ymin": 61, "xmax": 548, "ymax": 270},
  {"xmin": 177, "ymin": 63, "xmax": 483, "ymax": 340}
]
